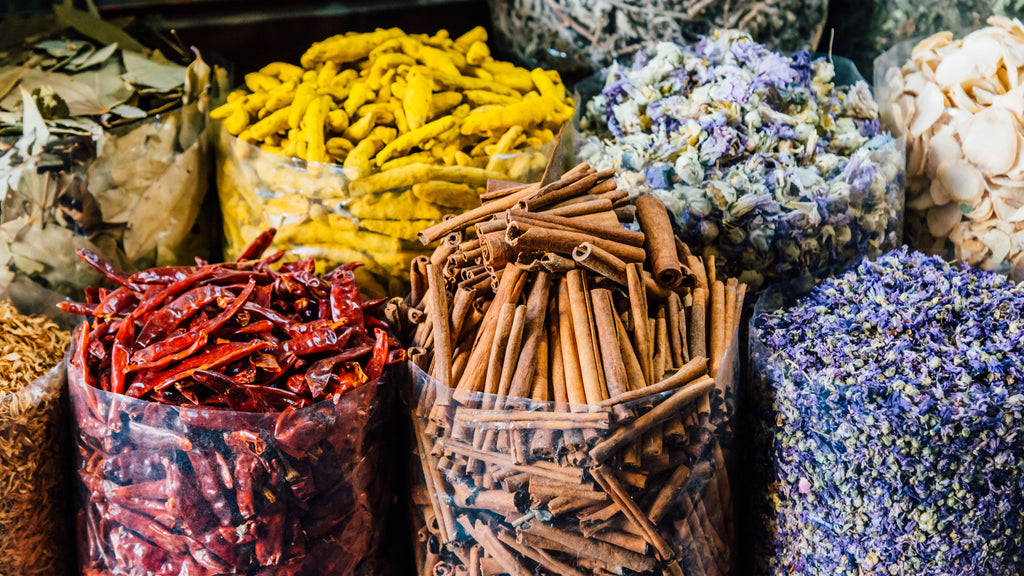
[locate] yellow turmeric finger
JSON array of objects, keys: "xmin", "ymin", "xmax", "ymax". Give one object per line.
[
  {"xmin": 223, "ymin": 106, "xmax": 250, "ymax": 135},
  {"xmin": 434, "ymin": 72, "xmax": 520, "ymax": 97},
  {"xmin": 412, "ymin": 180, "xmax": 481, "ymax": 209},
  {"xmin": 260, "ymin": 62, "xmax": 305, "ymax": 82},
  {"xmin": 245, "ymin": 72, "xmax": 281, "ymax": 93},
  {"xmin": 344, "ymin": 82, "xmax": 374, "ymax": 116},
  {"xmin": 463, "ymin": 90, "xmax": 519, "ymax": 107},
  {"xmin": 326, "ymin": 136, "xmax": 354, "ymax": 157},
  {"xmin": 327, "ymin": 109, "xmax": 350, "ymax": 132},
  {"xmin": 302, "ymin": 96, "xmax": 330, "ymax": 163},
  {"xmin": 250, "ymin": 106, "xmax": 291, "ymax": 140},
  {"xmin": 343, "ymin": 134, "xmax": 386, "ymax": 180},
  {"xmin": 372, "ymin": 125, "xmax": 398, "ymax": 144},
  {"xmin": 211, "ymin": 100, "xmax": 241, "ymax": 120},
  {"xmin": 349, "ymin": 162, "xmax": 499, "ymax": 195},
  {"xmin": 485, "ymin": 125, "xmax": 523, "ymax": 156},
  {"xmin": 454, "ymin": 26, "xmax": 487, "ymax": 54},
  {"xmin": 368, "ymin": 53, "xmax": 416, "ymax": 89},
  {"xmin": 343, "ymin": 111, "xmax": 381, "ymax": 142},
  {"xmin": 380, "ymin": 151, "xmax": 434, "ymax": 171},
  {"xmin": 428, "ymin": 91, "xmax": 462, "ymax": 119},
  {"xmin": 400, "ymin": 38, "xmax": 460, "ymax": 76},
  {"xmin": 403, "ymin": 66, "xmax": 433, "ymax": 131},
  {"xmin": 288, "ymin": 83, "xmax": 318, "ymax": 129},
  {"xmin": 375, "ymin": 115, "xmax": 457, "ymax": 166},
  {"xmin": 465, "ymin": 41, "xmax": 489, "ymax": 66},
  {"xmin": 301, "ymin": 28, "xmax": 405, "ymax": 67},
  {"xmin": 317, "ymin": 61, "xmax": 341, "ymax": 87},
  {"xmin": 461, "ymin": 97, "xmax": 555, "ymax": 135}
]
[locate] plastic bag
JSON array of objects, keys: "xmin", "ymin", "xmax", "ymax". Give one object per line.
[
  {"xmin": 404, "ymin": 326, "xmax": 739, "ymax": 576},
  {"xmin": 0, "ymin": 100, "xmax": 216, "ymax": 299},
  {"xmin": 68, "ymin": 342, "xmax": 399, "ymax": 576},
  {"xmin": 747, "ymin": 253, "xmax": 1024, "ymax": 576},
  {"xmin": 488, "ymin": 0, "xmax": 830, "ymax": 78},
  {"xmin": 576, "ymin": 40, "xmax": 906, "ymax": 289},
  {"xmin": 216, "ymin": 127, "xmax": 555, "ymax": 297},
  {"xmin": 0, "ymin": 283, "xmax": 76, "ymax": 576},
  {"xmin": 875, "ymin": 25, "xmax": 1024, "ymax": 282}
]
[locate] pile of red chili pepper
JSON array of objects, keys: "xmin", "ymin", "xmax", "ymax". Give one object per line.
[
  {"xmin": 61, "ymin": 228, "xmax": 405, "ymax": 409},
  {"xmin": 64, "ymin": 229, "xmax": 405, "ymax": 576}
]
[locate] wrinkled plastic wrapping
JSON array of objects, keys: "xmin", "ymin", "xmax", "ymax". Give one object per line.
[
  {"xmin": 0, "ymin": 361, "xmax": 70, "ymax": 576},
  {"xmin": 216, "ymin": 127, "xmax": 555, "ymax": 298},
  {"xmin": 876, "ymin": 37, "xmax": 1024, "ymax": 281},
  {"xmin": 405, "ymin": 330, "xmax": 739, "ymax": 576},
  {"xmin": 489, "ymin": 0, "xmax": 830, "ymax": 78},
  {"xmin": 0, "ymin": 101, "xmax": 215, "ymax": 298},
  {"xmin": 576, "ymin": 54, "xmax": 906, "ymax": 288},
  {"xmin": 0, "ymin": 283, "xmax": 76, "ymax": 576},
  {"xmin": 747, "ymin": 279, "xmax": 1024, "ymax": 575},
  {"xmin": 69, "ymin": 342, "xmax": 399, "ymax": 576}
]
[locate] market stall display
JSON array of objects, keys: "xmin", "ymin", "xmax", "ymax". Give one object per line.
[
  {"xmin": 0, "ymin": 295, "xmax": 73, "ymax": 576},
  {"xmin": 394, "ymin": 161, "xmax": 745, "ymax": 575},
  {"xmin": 877, "ymin": 17, "xmax": 1024, "ymax": 281},
  {"xmin": 489, "ymin": 0, "xmax": 830, "ymax": 78},
  {"xmin": 214, "ymin": 26, "xmax": 572, "ymax": 297},
  {"xmin": 62, "ymin": 232, "xmax": 406, "ymax": 576},
  {"xmin": 578, "ymin": 30, "xmax": 905, "ymax": 288},
  {"xmin": 0, "ymin": 5, "xmax": 226, "ymax": 297},
  {"xmin": 750, "ymin": 248, "xmax": 1024, "ymax": 575},
  {"xmin": 827, "ymin": 0, "xmax": 1020, "ymax": 79}
]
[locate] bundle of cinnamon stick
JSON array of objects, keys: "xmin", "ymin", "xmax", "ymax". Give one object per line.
[{"xmin": 389, "ymin": 160, "xmax": 747, "ymax": 576}]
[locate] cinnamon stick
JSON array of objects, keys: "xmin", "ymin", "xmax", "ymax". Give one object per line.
[
  {"xmin": 572, "ymin": 242, "xmax": 627, "ymax": 286},
  {"xmin": 507, "ymin": 222, "xmax": 646, "ymax": 263},
  {"xmin": 590, "ymin": 376, "xmax": 715, "ymax": 462},
  {"xmin": 635, "ymin": 194, "xmax": 683, "ymax": 288},
  {"xmin": 507, "ymin": 272, "xmax": 551, "ymax": 400},
  {"xmin": 520, "ymin": 520, "xmax": 658, "ymax": 573},
  {"xmin": 626, "ymin": 263, "xmax": 652, "ymax": 386},
  {"xmin": 566, "ymin": 270, "xmax": 606, "ymax": 404},
  {"xmin": 508, "ymin": 209, "xmax": 646, "ymax": 247}
]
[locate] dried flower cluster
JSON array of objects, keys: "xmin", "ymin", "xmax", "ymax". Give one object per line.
[
  {"xmin": 579, "ymin": 30, "xmax": 905, "ymax": 288},
  {"xmin": 879, "ymin": 17, "xmax": 1024, "ymax": 281},
  {"xmin": 489, "ymin": 0, "xmax": 829, "ymax": 77},
  {"xmin": 0, "ymin": 300, "xmax": 72, "ymax": 576},
  {"xmin": 751, "ymin": 248, "xmax": 1024, "ymax": 575}
]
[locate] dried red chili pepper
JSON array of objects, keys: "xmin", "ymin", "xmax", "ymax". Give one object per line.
[{"xmin": 67, "ymin": 229, "xmax": 401, "ymax": 576}]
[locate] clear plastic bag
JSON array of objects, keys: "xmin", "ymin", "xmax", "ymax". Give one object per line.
[
  {"xmin": 0, "ymin": 100, "xmax": 216, "ymax": 299},
  {"xmin": 68, "ymin": 340, "xmax": 399, "ymax": 576},
  {"xmin": 875, "ymin": 29, "xmax": 1024, "ymax": 281},
  {"xmin": 747, "ymin": 263, "xmax": 1024, "ymax": 576},
  {"xmin": 404, "ymin": 328, "xmax": 740, "ymax": 576},
  {"xmin": 216, "ymin": 127, "xmax": 556, "ymax": 297},
  {"xmin": 0, "ymin": 283, "xmax": 75, "ymax": 576},
  {"xmin": 577, "ymin": 47, "xmax": 906, "ymax": 289},
  {"xmin": 488, "ymin": 0, "xmax": 830, "ymax": 78}
]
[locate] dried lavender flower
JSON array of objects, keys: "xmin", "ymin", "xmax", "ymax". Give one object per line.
[
  {"xmin": 579, "ymin": 30, "xmax": 905, "ymax": 288},
  {"xmin": 750, "ymin": 248, "xmax": 1024, "ymax": 575}
]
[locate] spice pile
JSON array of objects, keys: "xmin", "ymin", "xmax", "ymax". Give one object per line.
[
  {"xmin": 215, "ymin": 26, "xmax": 572, "ymax": 296},
  {"xmin": 0, "ymin": 300, "xmax": 72, "ymax": 576},
  {"xmin": 63, "ymin": 231, "xmax": 405, "ymax": 575},
  {"xmin": 489, "ymin": 0, "xmax": 829, "ymax": 76},
  {"xmin": 751, "ymin": 248, "xmax": 1024, "ymax": 575},
  {"xmin": 879, "ymin": 18, "xmax": 1024, "ymax": 281},
  {"xmin": 0, "ymin": 5, "xmax": 223, "ymax": 296},
  {"xmin": 395, "ymin": 161, "xmax": 746, "ymax": 575},
  {"xmin": 579, "ymin": 30, "xmax": 904, "ymax": 287}
]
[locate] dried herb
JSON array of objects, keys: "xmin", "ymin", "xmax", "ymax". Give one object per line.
[
  {"xmin": 0, "ymin": 299, "xmax": 72, "ymax": 576},
  {"xmin": 750, "ymin": 248, "xmax": 1024, "ymax": 575},
  {"xmin": 0, "ymin": 7, "xmax": 226, "ymax": 297},
  {"xmin": 489, "ymin": 0, "xmax": 830, "ymax": 77},
  {"xmin": 578, "ymin": 31, "xmax": 905, "ymax": 288}
]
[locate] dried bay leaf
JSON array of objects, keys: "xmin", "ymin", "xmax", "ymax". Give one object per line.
[
  {"xmin": 52, "ymin": 2, "xmax": 144, "ymax": 53},
  {"xmin": 1, "ymin": 69, "xmax": 107, "ymax": 116},
  {"xmin": 0, "ymin": 66, "xmax": 25, "ymax": 105},
  {"xmin": 71, "ymin": 59, "xmax": 131, "ymax": 111},
  {"xmin": 35, "ymin": 39, "xmax": 86, "ymax": 58},
  {"xmin": 110, "ymin": 104, "xmax": 145, "ymax": 119},
  {"xmin": 121, "ymin": 50, "xmax": 186, "ymax": 93},
  {"xmin": 66, "ymin": 42, "xmax": 118, "ymax": 72},
  {"xmin": 123, "ymin": 140, "xmax": 202, "ymax": 260}
]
